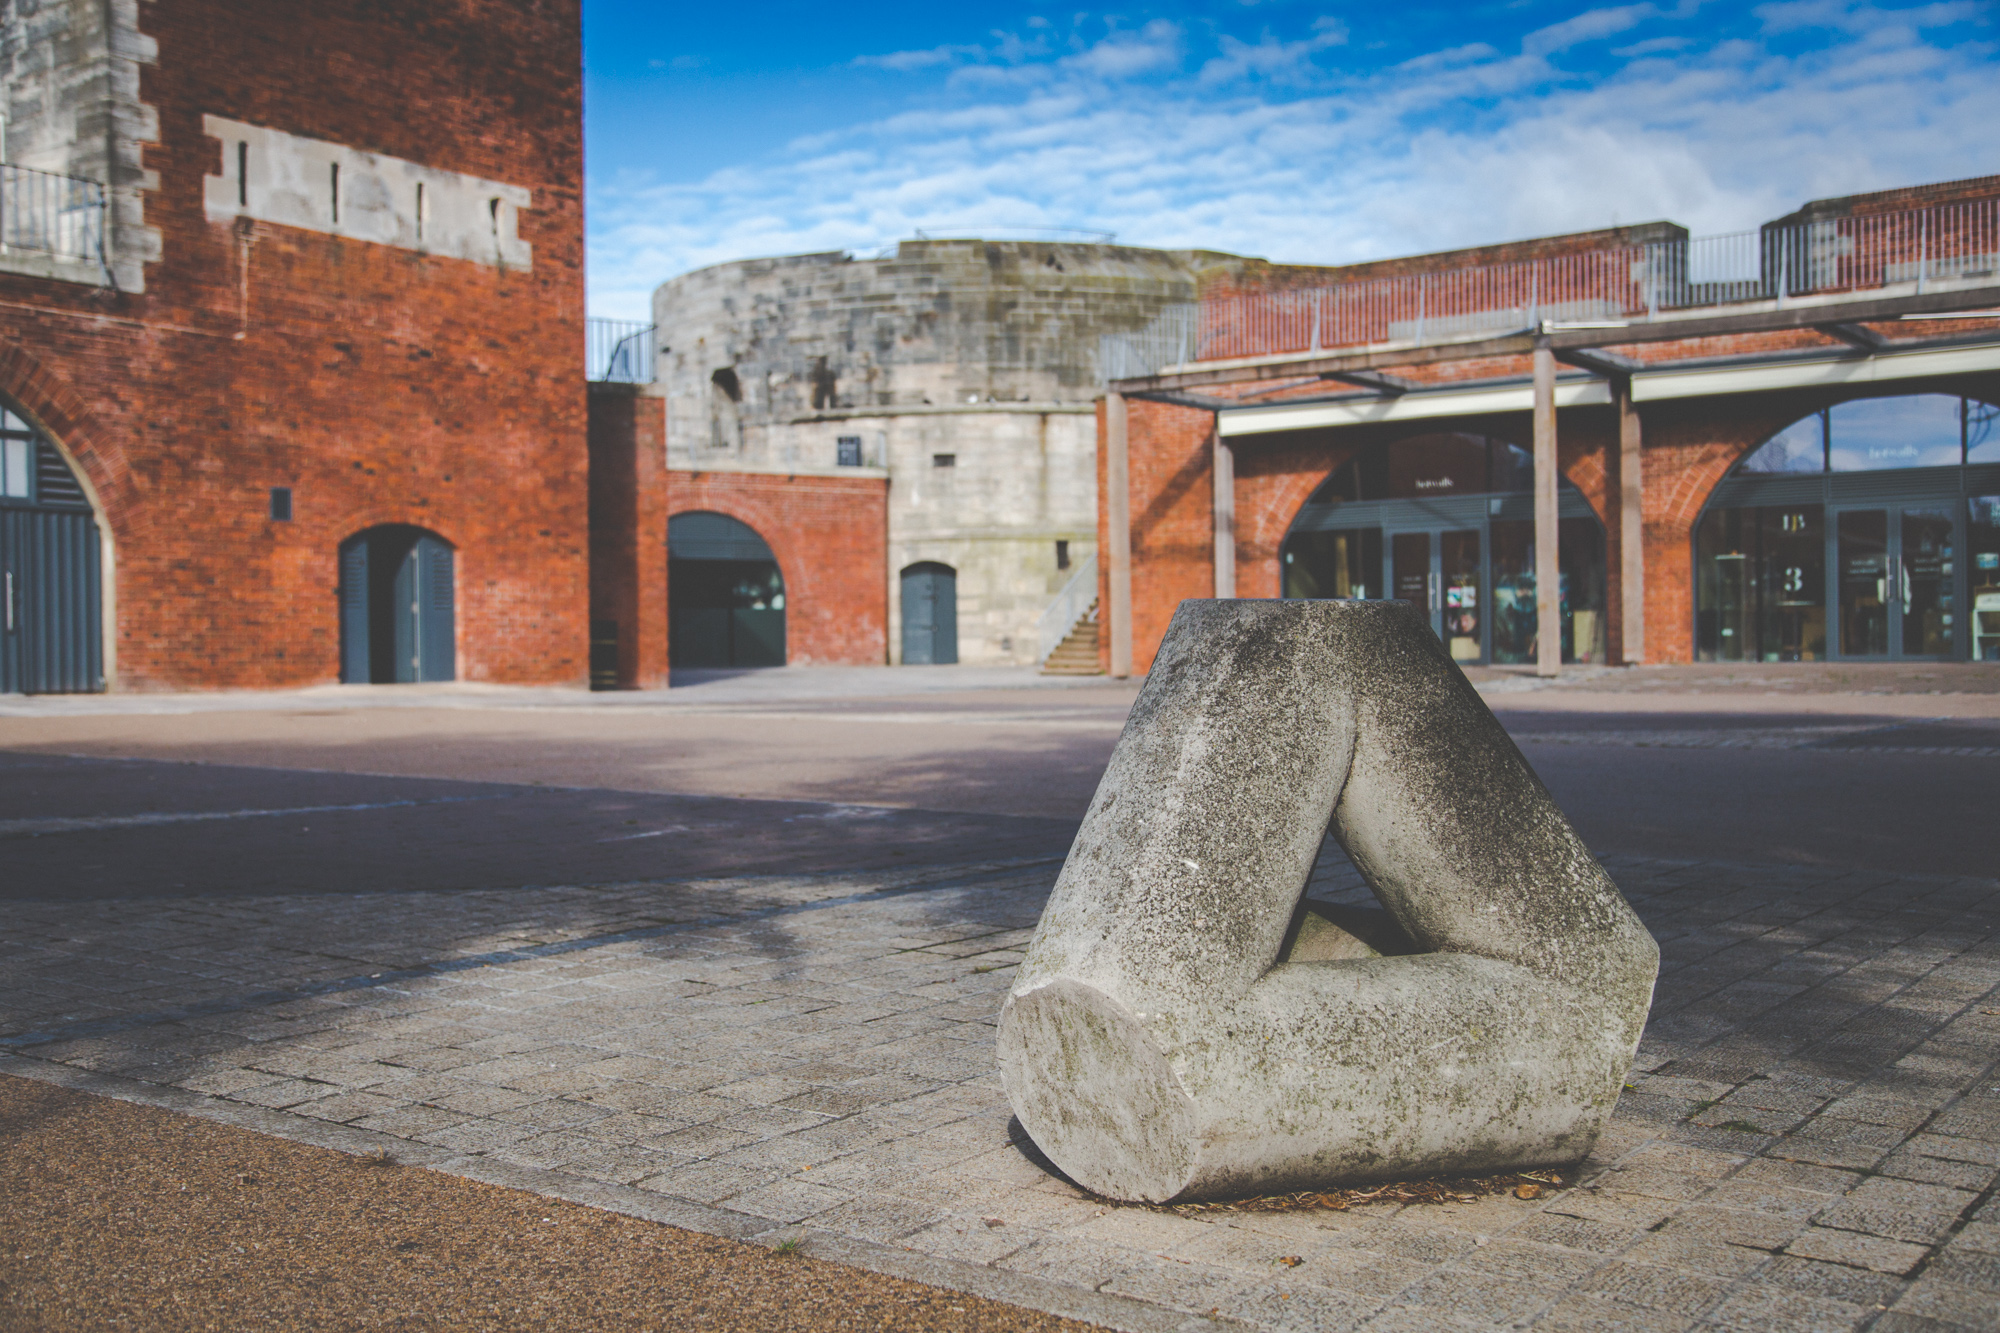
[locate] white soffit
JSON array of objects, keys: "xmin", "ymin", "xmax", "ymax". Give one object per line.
[
  {"xmin": 1630, "ymin": 340, "xmax": 2000, "ymax": 401},
  {"xmin": 1217, "ymin": 379, "xmax": 1609, "ymax": 438},
  {"xmin": 1215, "ymin": 339, "xmax": 2000, "ymax": 438}
]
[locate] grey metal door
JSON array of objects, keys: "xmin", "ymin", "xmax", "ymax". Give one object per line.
[
  {"xmin": 0, "ymin": 507, "xmax": 101, "ymax": 693},
  {"xmin": 340, "ymin": 528, "xmax": 454, "ymax": 683},
  {"xmin": 901, "ymin": 562, "xmax": 958, "ymax": 665}
]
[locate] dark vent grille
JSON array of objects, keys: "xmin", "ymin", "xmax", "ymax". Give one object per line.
[{"xmin": 35, "ymin": 441, "xmax": 89, "ymax": 508}]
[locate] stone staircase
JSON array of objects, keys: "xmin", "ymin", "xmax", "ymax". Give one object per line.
[{"xmin": 1040, "ymin": 602, "xmax": 1102, "ymax": 676}]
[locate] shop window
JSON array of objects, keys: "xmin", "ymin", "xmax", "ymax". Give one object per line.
[
  {"xmin": 1489, "ymin": 519, "xmax": 1605, "ymax": 665},
  {"xmin": 1972, "ymin": 496, "xmax": 2000, "ymax": 661},
  {"xmin": 1969, "ymin": 402, "xmax": 2000, "ymax": 464},
  {"xmin": 1829, "ymin": 395, "xmax": 1963, "ymax": 471},
  {"xmin": 1283, "ymin": 528, "xmax": 1380, "ymax": 600},
  {"xmin": 1738, "ymin": 414, "xmax": 1826, "ymax": 473},
  {"xmin": 1308, "ymin": 433, "xmax": 1532, "ymax": 503},
  {"xmin": 1695, "ymin": 505, "xmax": 1827, "ymax": 662}
]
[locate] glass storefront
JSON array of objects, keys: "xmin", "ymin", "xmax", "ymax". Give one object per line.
[
  {"xmin": 1282, "ymin": 432, "xmax": 1607, "ymax": 665},
  {"xmin": 1696, "ymin": 393, "xmax": 2000, "ymax": 661}
]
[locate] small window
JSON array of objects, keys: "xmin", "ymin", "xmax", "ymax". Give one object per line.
[
  {"xmin": 836, "ymin": 435, "xmax": 863, "ymax": 467},
  {"xmin": 270, "ymin": 486, "xmax": 293, "ymax": 521},
  {"xmin": 2, "ymin": 437, "xmax": 29, "ymax": 498},
  {"xmin": 1055, "ymin": 540, "xmax": 1070, "ymax": 570},
  {"xmin": 932, "ymin": 453, "xmax": 956, "ymax": 469},
  {"xmin": 330, "ymin": 162, "xmax": 339, "ymax": 223}
]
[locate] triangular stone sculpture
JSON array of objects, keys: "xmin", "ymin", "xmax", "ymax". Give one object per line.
[{"xmin": 997, "ymin": 600, "xmax": 1660, "ymax": 1203}]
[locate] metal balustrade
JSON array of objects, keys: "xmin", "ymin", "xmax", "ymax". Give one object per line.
[
  {"xmin": 587, "ymin": 318, "xmax": 656, "ymax": 383},
  {"xmin": 0, "ymin": 163, "xmax": 105, "ymax": 267},
  {"xmin": 1168, "ymin": 197, "xmax": 2000, "ymax": 370}
]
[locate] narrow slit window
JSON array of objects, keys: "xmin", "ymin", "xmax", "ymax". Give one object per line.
[
  {"xmin": 416, "ymin": 183, "xmax": 425, "ymax": 243},
  {"xmin": 237, "ymin": 142, "xmax": 248, "ymax": 206},
  {"xmin": 330, "ymin": 162, "xmax": 339, "ymax": 223}
]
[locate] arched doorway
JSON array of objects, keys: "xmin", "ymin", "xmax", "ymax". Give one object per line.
[
  {"xmin": 668, "ymin": 511, "xmax": 785, "ymax": 667},
  {"xmin": 901, "ymin": 561, "xmax": 958, "ymax": 665},
  {"xmin": 1280, "ymin": 432, "xmax": 1608, "ymax": 665},
  {"xmin": 1695, "ymin": 393, "xmax": 2000, "ymax": 661},
  {"xmin": 0, "ymin": 405, "xmax": 103, "ymax": 693},
  {"xmin": 339, "ymin": 526, "xmax": 454, "ymax": 683}
]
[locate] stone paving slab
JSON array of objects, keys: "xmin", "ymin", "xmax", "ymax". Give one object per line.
[{"xmin": 5, "ymin": 848, "xmax": 1999, "ymax": 1331}]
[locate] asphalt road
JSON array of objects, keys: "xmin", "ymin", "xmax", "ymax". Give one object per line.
[{"xmin": 1, "ymin": 688, "xmax": 1994, "ymax": 899}]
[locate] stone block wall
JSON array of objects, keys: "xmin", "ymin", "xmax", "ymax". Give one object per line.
[{"xmin": 0, "ymin": 0, "xmax": 587, "ymax": 689}]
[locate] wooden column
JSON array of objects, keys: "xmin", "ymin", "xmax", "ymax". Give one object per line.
[
  {"xmin": 1212, "ymin": 431, "xmax": 1235, "ymax": 599},
  {"xmin": 1615, "ymin": 376, "xmax": 1645, "ymax": 664},
  {"xmin": 1106, "ymin": 392, "xmax": 1134, "ymax": 678},
  {"xmin": 1533, "ymin": 344, "xmax": 1561, "ymax": 678}
]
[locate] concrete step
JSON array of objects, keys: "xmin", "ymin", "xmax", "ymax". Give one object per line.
[{"xmin": 1041, "ymin": 611, "xmax": 1102, "ymax": 676}]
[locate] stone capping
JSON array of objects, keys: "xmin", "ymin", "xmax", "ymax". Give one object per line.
[{"xmin": 998, "ymin": 599, "xmax": 1661, "ymax": 1203}]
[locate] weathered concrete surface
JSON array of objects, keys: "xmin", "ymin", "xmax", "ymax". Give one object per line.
[{"xmin": 998, "ymin": 600, "xmax": 1661, "ymax": 1202}]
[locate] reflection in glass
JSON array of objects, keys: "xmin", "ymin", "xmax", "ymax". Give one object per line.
[
  {"xmin": 1971, "ymin": 402, "xmax": 2000, "ymax": 464},
  {"xmin": 1838, "ymin": 510, "xmax": 1890, "ymax": 655},
  {"xmin": 1973, "ymin": 496, "xmax": 2000, "ymax": 661},
  {"xmin": 1739, "ymin": 413, "xmax": 1825, "ymax": 473},
  {"xmin": 1491, "ymin": 520, "xmax": 1536, "ymax": 664},
  {"xmin": 1829, "ymin": 395, "xmax": 1963, "ymax": 471},
  {"xmin": 1282, "ymin": 528, "xmax": 1380, "ymax": 600},
  {"xmin": 1442, "ymin": 529, "xmax": 1481, "ymax": 662},
  {"xmin": 1488, "ymin": 520, "xmax": 1599, "ymax": 664},
  {"xmin": 1900, "ymin": 507, "xmax": 1954, "ymax": 656}
]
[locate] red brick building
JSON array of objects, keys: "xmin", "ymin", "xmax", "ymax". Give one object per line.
[
  {"xmin": 0, "ymin": 0, "xmax": 586, "ymax": 692},
  {"xmin": 586, "ymin": 382, "xmax": 887, "ymax": 687},
  {"xmin": 1102, "ymin": 176, "xmax": 2000, "ymax": 675}
]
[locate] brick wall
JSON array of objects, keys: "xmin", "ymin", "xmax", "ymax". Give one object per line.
[
  {"xmin": 588, "ymin": 386, "xmax": 669, "ymax": 688},
  {"xmin": 0, "ymin": 0, "xmax": 586, "ymax": 689},
  {"xmin": 669, "ymin": 472, "xmax": 888, "ymax": 666}
]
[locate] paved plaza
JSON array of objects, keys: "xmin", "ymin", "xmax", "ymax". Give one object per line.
[{"xmin": 3, "ymin": 666, "xmax": 1999, "ymax": 1330}]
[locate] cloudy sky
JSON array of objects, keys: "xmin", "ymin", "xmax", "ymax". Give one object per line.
[{"xmin": 580, "ymin": 0, "xmax": 1996, "ymax": 320}]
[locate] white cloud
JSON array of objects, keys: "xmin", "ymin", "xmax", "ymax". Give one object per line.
[{"xmin": 586, "ymin": 4, "xmax": 1999, "ymax": 319}]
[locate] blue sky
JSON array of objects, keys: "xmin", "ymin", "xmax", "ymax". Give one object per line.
[{"xmin": 581, "ymin": 1, "xmax": 1996, "ymax": 319}]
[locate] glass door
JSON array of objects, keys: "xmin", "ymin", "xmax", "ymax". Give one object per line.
[
  {"xmin": 1389, "ymin": 528, "xmax": 1483, "ymax": 662},
  {"xmin": 1834, "ymin": 506, "xmax": 1957, "ymax": 659},
  {"xmin": 1900, "ymin": 507, "xmax": 1954, "ymax": 657},
  {"xmin": 1837, "ymin": 510, "xmax": 1890, "ymax": 656}
]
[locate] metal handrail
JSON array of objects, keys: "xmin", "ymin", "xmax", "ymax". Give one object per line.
[
  {"xmin": 1182, "ymin": 196, "xmax": 2000, "ymax": 370},
  {"xmin": 587, "ymin": 318, "xmax": 656, "ymax": 382},
  {"xmin": 1037, "ymin": 553, "xmax": 1098, "ymax": 664},
  {"xmin": 0, "ymin": 163, "xmax": 105, "ymax": 266}
]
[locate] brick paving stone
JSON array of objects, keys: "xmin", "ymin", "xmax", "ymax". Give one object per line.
[
  {"xmin": 5, "ymin": 852, "xmax": 2000, "ymax": 1330},
  {"xmin": 1785, "ymin": 1226, "xmax": 1931, "ymax": 1273}
]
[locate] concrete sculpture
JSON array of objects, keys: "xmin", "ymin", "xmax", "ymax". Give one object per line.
[{"xmin": 997, "ymin": 599, "xmax": 1659, "ymax": 1203}]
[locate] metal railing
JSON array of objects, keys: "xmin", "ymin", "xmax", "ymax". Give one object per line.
[
  {"xmin": 1180, "ymin": 196, "xmax": 2000, "ymax": 370},
  {"xmin": 587, "ymin": 318, "xmax": 656, "ymax": 383},
  {"xmin": 0, "ymin": 163, "xmax": 105, "ymax": 267},
  {"xmin": 1036, "ymin": 553, "xmax": 1098, "ymax": 665}
]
